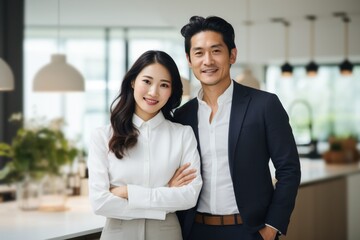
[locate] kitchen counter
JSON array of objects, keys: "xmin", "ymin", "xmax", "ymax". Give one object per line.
[
  {"xmin": 0, "ymin": 196, "xmax": 104, "ymax": 240},
  {"xmin": 298, "ymin": 158, "xmax": 360, "ymax": 185},
  {"xmin": 269, "ymin": 158, "xmax": 360, "ymax": 186},
  {"xmin": 284, "ymin": 158, "xmax": 360, "ymax": 240},
  {"xmin": 0, "ymin": 159, "xmax": 359, "ymax": 240}
]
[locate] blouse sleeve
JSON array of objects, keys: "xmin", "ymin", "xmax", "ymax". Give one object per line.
[
  {"xmin": 88, "ymin": 127, "xmax": 166, "ymax": 220},
  {"xmin": 126, "ymin": 126, "xmax": 202, "ymax": 212}
]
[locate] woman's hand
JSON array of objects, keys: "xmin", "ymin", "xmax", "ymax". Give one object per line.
[
  {"xmin": 110, "ymin": 185, "xmax": 128, "ymax": 199},
  {"xmin": 168, "ymin": 163, "xmax": 197, "ymax": 187}
]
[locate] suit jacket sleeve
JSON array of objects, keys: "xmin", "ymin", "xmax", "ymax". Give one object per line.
[{"xmin": 263, "ymin": 94, "xmax": 301, "ymax": 234}]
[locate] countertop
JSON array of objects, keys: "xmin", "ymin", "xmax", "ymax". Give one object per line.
[
  {"xmin": 270, "ymin": 158, "xmax": 360, "ymax": 186},
  {"xmin": 0, "ymin": 196, "xmax": 105, "ymax": 240},
  {"xmin": 1, "ymin": 159, "xmax": 360, "ymax": 240}
]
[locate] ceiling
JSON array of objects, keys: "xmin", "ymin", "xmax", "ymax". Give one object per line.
[{"xmin": 25, "ymin": 0, "xmax": 360, "ymax": 64}]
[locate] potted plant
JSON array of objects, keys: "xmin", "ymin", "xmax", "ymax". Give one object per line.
[
  {"xmin": 0, "ymin": 113, "xmax": 79, "ymax": 210},
  {"xmin": 322, "ymin": 136, "xmax": 360, "ymax": 164}
]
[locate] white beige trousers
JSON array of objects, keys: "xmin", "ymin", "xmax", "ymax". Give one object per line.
[{"xmin": 100, "ymin": 213, "xmax": 182, "ymax": 240}]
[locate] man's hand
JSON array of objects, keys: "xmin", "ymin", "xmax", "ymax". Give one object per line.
[
  {"xmin": 110, "ymin": 185, "xmax": 128, "ymax": 199},
  {"xmin": 259, "ymin": 226, "xmax": 277, "ymax": 240},
  {"xmin": 168, "ymin": 163, "xmax": 197, "ymax": 187}
]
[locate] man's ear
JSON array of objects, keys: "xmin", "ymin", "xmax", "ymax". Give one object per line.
[
  {"xmin": 230, "ymin": 48, "xmax": 237, "ymax": 65},
  {"xmin": 186, "ymin": 54, "xmax": 192, "ymax": 67}
]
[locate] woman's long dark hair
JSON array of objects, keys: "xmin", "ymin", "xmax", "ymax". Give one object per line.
[{"xmin": 108, "ymin": 50, "xmax": 183, "ymax": 159}]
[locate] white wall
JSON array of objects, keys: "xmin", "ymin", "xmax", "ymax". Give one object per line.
[{"xmin": 25, "ymin": 0, "xmax": 360, "ymax": 65}]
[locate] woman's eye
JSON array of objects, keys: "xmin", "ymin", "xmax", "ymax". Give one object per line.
[
  {"xmin": 142, "ymin": 79, "xmax": 151, "ymax": 84},
  {"xmin": 161, "ymin": 83, "xmax": 170, "ymax": 88}
]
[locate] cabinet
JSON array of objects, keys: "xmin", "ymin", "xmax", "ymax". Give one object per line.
[
  {"xmin": 285, "ymin": 177, "xmax": 347, "ymax": 240},
  {"xmin": 347, "ymin": 173, "xmax": 360, "ymax": 240}
]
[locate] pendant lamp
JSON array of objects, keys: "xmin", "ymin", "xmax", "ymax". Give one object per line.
[
  {"xmin": 0, "ymin": 58, "xmax": 15, "ymax": 91},
  {"xmin": 33, "ymin": 54, "xmax": 84, "ymax": 91},
  {"xmin": 281, "ymin": 20, "xmax": 293, "ymax": 76},
  {"xmin": 334, "ymin": 12, "xmax": 353, "ymax": 76},
  {"xmin": 236, "ymin": 0, "xmax": 260, "ymax": 89},
  {"xmin": 272, "ymin": 18, "xmax": 293, "ymax": 77},
  {"xmin": 33, "ymin": 0, "xmax": 84, "ymax": 92},
  {"xmin": 305, "ymin": 15, "xmax": 319, "ymax": 77}
]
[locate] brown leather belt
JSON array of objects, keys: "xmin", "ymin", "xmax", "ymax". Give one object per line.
[{"xmin": 195, "ymin": 212, "xmax": 243, "ymax": 226}]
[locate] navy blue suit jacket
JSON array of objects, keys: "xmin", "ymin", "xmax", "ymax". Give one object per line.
[{"xmin": 174, "ymin": 81, "xmax": 301, "ymax": 239}]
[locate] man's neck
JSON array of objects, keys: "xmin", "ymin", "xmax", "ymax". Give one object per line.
[
  {"xmin": 201, "ymin": 78, "xmax": 231, "ymax": 123},
  {"xmin": 201, "ymin": 78, "xmax": 231, "ymax": 107}
]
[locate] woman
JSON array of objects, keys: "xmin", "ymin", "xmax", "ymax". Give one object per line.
[{"xmin": 88, "ymin": 50, "xmax": 202, "ymax": 240}]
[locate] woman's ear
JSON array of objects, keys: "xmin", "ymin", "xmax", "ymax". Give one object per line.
[{"xmin": 131, "ymin": 81, "xmax": 134, "ymax": 89}]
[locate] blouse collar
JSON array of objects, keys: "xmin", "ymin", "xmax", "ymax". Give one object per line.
[{"xmin": 132, "ymin": 111, "xmax": 165, "ymax": 129}]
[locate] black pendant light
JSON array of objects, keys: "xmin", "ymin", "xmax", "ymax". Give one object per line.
[
  {"xmin": 305, "ymin": 15, "xmax": 319, "ymax": 77},
  {"xmin": 339, "ymin": 59, "xmax": 353, "ymax": 75},
  {"xmin": 272, "ymin": 18, "xmax": 293, "ymax": 77},
  {"xmin": 281, "ymin": 20, "xmax": 293, "ymax": 76},
  {"xmin": 281, "ymin": 62, "xmax": 293, "ymax": 76},
  {"xmin": 334, "ymin": 12, "xmax": 353, "ymax": 76}
]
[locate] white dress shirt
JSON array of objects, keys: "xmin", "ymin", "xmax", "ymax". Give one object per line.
[
  {"xmin": 196, "ymin": 81, "xmax": 239, "ymax": 215},
  {"xmin": 88, "ymin": 112, "xmax": 202, "ymax": 220}
]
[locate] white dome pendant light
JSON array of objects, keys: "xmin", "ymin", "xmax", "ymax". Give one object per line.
[
  {"xmin": 33, "ymin": 0, "xmax": 84, "ymax": 92},
  {"xmin": 33, "ymin": 54, "xmax": 84, "ymax": 91},
  {"xmin": 0, "ymin": 58, "xmax": 15, "ymax": 91},
  {"xmin": 236, "ymin": 0, "xmax": 260, "ymax": 89}
]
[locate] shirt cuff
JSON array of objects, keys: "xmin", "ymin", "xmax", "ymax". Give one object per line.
[{"xmin": 265, "ymin": 223, "xmax": 281, "ymax": 235}]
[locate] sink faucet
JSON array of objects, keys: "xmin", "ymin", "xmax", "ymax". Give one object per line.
[{"xmin": 288, "ymin": 99, "xmax": 321, "ymax": 159}]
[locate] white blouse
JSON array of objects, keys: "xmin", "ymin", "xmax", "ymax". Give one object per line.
[{"xmin": 88, "ymin": 112, "xmax": 202, "ymax": 220}]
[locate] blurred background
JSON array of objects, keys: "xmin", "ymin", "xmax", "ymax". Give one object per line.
[
  {"xmin": 0, "ymin": 0, "xmax": 360, "ymax": 239},
  {"xmin": 2, "ymin": 0, "xmax": 360, "ymax": 150}
]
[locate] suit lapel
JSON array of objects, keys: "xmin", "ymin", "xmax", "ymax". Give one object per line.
[
  {"xmin": 228, "ymin": 82, "xmax": 251, "ymax": 178},
  {"xmin": 188, "ymin": 101, "xmax": 200, "ymax": 144}
]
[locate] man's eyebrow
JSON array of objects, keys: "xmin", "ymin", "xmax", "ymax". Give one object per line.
[{"xmin": 191, "ymin": 44, "xmax": 224, "ymax": 51}]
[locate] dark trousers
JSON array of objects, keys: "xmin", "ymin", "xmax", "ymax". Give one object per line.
[{"xmin": 189, "ymin": 222, "xmax": 278, "ymax": 240}]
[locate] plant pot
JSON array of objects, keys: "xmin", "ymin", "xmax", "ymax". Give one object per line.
[
  {"xmin": 39, "ymin": 174, "xmax": 68, "ymax": 212},
  {"xmin": 16, "ymin": 174, "xmax": 41, "ymax": 211}
]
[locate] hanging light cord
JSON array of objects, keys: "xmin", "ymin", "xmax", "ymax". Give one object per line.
[
  {"xmin": 284, "ymin": 21, "xmax": 290, "ymax": 62},
  {"xmin": 307, "ymin": 16, "xmax": 316, "ymax": 61},
  {"xmin": 244, "ymin": 0, "xmax": 252, "ymax": 65},
  {"xmin": 343, "ymin": 17, "xmax": 350, "ymax": 59},
  {"xmin": 57, "ymin": 0, "xmax": 61, "ymax": 53},
  {"xmin": 271, "ymin": 18, "xmax": 291, "ymax": 63}
]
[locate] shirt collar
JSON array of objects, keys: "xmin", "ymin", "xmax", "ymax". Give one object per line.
[
  {"xmin": 197, "ymin": 80, "xmax": 234, "ymax": 105},
  {"xmin": 132, "ymin": 111, "xmax": 165, "ymax": 129}
]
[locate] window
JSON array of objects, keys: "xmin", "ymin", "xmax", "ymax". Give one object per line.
[
  {"xmin": 24, "ymin": 27, "xmax": 188, "ymax": 149},
  {"xmin": 266, "ymin": 64, "xmax": 360, "ymax": 144}
]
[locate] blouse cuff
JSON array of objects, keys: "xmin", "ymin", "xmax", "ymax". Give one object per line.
[{"xmin": 127, "ymin": 184, "xmax": 151, "ymax": 209}]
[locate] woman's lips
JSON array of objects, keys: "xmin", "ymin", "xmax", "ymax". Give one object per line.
[{"xmin": 144, "ymin": 97, "xmax": 159, "ymax": 105}]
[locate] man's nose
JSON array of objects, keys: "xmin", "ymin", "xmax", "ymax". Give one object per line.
[{"xmin": 204, "ymin": 52, "xmax": 214, "ymax": 65}]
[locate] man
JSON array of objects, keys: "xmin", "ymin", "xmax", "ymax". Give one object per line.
[{"xmin": 174, "ymin": 16, "xmax": 301, "ymax": 240}]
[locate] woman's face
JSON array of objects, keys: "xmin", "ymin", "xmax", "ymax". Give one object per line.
[{"xmin": 132, "ymin": 63, "xmax": 172, "ymax": 121}]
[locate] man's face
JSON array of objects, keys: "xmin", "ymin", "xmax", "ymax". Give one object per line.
[{"xmin": 187, "ymin": 31, "xmax": 237, "ymax": 87}]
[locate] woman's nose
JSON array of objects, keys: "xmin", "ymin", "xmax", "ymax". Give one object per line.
[{"xmin": 148, "ymin": 85, "xmax": 159, "ymax": 97}]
